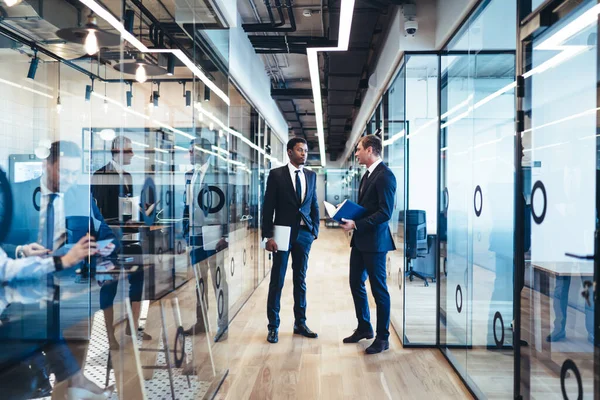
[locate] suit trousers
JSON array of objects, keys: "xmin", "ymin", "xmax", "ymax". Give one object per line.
[
  {"xmin": 349, "ymin": 247, "xmax": 390, "ymax": 340},
  {"xmin": 267, "ymin": 226, "xmax": 314, "ymax": 330}
]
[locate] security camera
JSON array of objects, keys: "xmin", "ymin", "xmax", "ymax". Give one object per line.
[{"xmin": 405, "ymin": 20, "xmax": 418, "ymax": 36}]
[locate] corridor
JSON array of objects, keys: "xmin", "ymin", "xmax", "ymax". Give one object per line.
[{"xmin": 214, "ymin": 226, "xmax": 471, "ymax": 400}]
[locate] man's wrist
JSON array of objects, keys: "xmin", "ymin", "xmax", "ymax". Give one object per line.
[
  {"xmin": 15, "ymin": 246, "xmax": 23, "ymax": 259},
  {"xmin": 54, "ymin": 256, "xmax": 65, "ymax": 271}
]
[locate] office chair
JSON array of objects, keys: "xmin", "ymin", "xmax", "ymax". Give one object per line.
[{"xmin": 405, "ymin": 210, "xmax": 431, "ymax": 286}]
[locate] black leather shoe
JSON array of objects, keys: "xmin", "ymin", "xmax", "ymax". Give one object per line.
[
  {"xmin": 267, "ymin": 329, "xmax": 278, "ymax": 343},
  {"xmin": 343, "ymin": 329, "xmax": 374, "ymax": 343},
  {"xmin": 293, "ymin": 324, "xmax": 318, "ymax": 338},
  {"xmin": 365, "ymin": 338, "xmax": 389, "ymax": 354}
]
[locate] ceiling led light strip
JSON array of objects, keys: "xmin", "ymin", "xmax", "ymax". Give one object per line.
[
  {"xmin": 91, "ymin": 92, "xmax": 196, "ymax": 141},
  {"xmin": 307, "ymin": 0, "xmax": 356, "ymax": 167},
  {"xmin": 78, "ymin": 0, "xmax": 229, "ymax": 105},
  {"xmin": 441, "ymin": 6, "xmax": 600, "ymax": 132},
  {"xmin": 0, "ymin": 78, "xmax": 53, "ymax": 99}
]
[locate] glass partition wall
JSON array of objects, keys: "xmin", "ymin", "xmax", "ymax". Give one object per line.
[
  {"xmin": 439, "ymin": 0, "xmax": 517, "ymax": 396},
  {"xmin": 0, "ymin": 1, "xmax": 283, "ymax": 398},
  {"xmin": 518, "ymin": 0, "xmax": 600, "ymax": 398},
  {"xmin": 326, "ymin": 0, "xmax": 600, "ymax": 398},
  {"xmin": 385, "ymin": 66, "xmax": 407, "ymax": 343}
]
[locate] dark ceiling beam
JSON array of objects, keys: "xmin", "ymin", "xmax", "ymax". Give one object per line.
[
  {"xmin": 272, "ymin": 88, "xmax": 327, "ymax": 99},
  {"xmin": 328, "ymin": 72, "xmax": 362, "ymax": 77}
]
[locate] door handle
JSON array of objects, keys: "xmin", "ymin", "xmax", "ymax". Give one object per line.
[
  {"xmin": 564, "ymin": 252, "xmax": 595, "ymax": 260},
  {"xmin": 581, "ymin": 280, "xmax": 595, "ymax": 307}
]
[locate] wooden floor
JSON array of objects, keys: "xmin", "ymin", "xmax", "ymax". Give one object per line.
[{"xmin": 213, "ymin": 227, "xmax": 472, "ymax": 400}]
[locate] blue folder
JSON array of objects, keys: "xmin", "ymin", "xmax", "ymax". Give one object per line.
[{"xmin": 324, "ymin": 200, "xmax": 367, "ymax": 223}]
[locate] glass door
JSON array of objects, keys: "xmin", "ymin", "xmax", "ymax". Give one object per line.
[{"xmin": 518, "ymin": 0, "xmax": 599, "ymax": 398}]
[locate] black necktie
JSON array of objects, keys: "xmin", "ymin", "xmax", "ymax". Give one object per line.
[
  {"xmin": 359, "ymin": 171, "xmax": 370, "ymax": 196},
  {"xmin": 295, "ymin": 170, "xmax": 302, "ymax": 203},
  {"xmin": 44, "ymin": 193, "xmax": 57, "ymax": 250}
]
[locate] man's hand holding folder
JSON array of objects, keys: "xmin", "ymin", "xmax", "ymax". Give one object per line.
[{"xmin": 323, "ymin": 200, "xmax": 366, "ymax": 223}]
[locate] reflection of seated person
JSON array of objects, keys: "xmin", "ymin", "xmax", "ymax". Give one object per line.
[
  {"xmin": 2, "ymin": 140, "xmax": 116, "ymax": 260},
  {"xmin": 546, "ymin": 169, "xmax": 597, "ymax": 345},
  {"xmin": 0, "ymin": 237, "xmax": 114, "ymax": 399},
  {"xmin": 182, "ymin": 138, "xmax": 228, "ymax": 340},
  {"xmin": 547, "ymin": 275, "xmax": 594, "ymax": 344},
  {"xmin": 91, "ymin": 136, "xmax": 149, "ymax": 349}
]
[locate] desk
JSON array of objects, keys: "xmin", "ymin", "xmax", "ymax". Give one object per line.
[
  {"xmin": 532, "ymin": 261, "xmax": 594, "ymax": 277},
  {"xmin": 529, "ymin": 260, "xmax": 594, "ymax": 377}
]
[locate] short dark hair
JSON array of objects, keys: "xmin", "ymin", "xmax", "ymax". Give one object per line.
[
  {"xmin": 287, "ymin": 137, "xmax": 307, "ymax": 151},
  {"xmin": 47, "ymin": 140, "xmax": 82, "ymax": 164},
  {"xmin": 359, "ymin": 135, "xmax": 382, "ymax": 157},
  {"xmin": 111, "ymin": 135, "xmax": 132, "ymax": 152}
]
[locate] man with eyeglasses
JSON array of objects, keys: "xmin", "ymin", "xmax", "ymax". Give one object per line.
[
  {"xmin": 92, "ymin": 135, "xmax": 135, "ymax": 220},
  {"xmin": 91, "ymin": 135, "xmax": 150, "ymax": 349},
  {"xmin": 262, "ymin": 137, "xmax": 320, "ymax": 344}
]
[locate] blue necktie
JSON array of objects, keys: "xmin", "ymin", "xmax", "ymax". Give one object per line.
[
  {"xmin": 295, "ymin": 170, "xmax": 302, "ymax": 203},
  {"xmin": 44, "ymin": 193, "xmax": 57, "ymax": 250}
]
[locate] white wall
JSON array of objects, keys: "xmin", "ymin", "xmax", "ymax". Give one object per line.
[
  {"xmin": 435, "ymin": 0, "xmax": 479, "ymax": 48},
  {"xmin": 337, "ymin": 0, "xmax": 437, "ymax": 166}
]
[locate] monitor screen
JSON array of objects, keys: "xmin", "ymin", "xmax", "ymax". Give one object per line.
[{"xmin": 13, "ymin": 161, "xmax": 42, "ymax": 183}]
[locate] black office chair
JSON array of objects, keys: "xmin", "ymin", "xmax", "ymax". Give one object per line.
[{"xmin": 405, "ymin": 210, "xmax": 430, "ymax": 286}]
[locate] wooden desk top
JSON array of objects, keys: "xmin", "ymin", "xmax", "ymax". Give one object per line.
[{"xmin": 531, "ymin": 261, "xmax": 594, "ymax": 277}]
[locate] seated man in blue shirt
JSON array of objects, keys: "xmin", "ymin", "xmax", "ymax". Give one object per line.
[{"xmin": 2, "ymin": 140, "xmax": 117, "ymax": 260}]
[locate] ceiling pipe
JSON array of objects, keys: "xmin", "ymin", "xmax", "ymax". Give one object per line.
[{"xmin": 243, "ymin": 0, "xmax": 296, "ymax": 32}]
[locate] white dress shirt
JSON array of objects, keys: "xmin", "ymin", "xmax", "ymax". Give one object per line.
[
  {"xmin": 38, "ymin": 178, "xmax": 65, "ymax": 251},
  {"xmin": 288, "ymin": 163, "xmax": 306, "ymax": 203},
  {"xmin": 109, "ymin": 159, "xmax": 124, "ymax": 176},
  {"xmin": 0, "ymin": 247, "xmax": 57, "ymax": 282},
  {"xmin": 367, "ymin": 158, "xmax": 383, "ymax": 176}
]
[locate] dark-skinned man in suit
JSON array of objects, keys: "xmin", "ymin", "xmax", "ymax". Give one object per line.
[
  {"xmin": 262, "ymin": 137, "xmax": 319, "ymax": 344},
  {"xmin": 340, "ymin": 134, "xmax": 397, "ymax": 354}
]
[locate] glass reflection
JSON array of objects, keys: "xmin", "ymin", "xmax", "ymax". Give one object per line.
[{"xmin": 521, "ymin": 1, "xmax": 597, "ymax": 398}]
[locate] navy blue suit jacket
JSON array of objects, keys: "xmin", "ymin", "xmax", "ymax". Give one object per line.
[
  {"xmin": 261, "ymin": 165, "xmax": 320, "ymax": 245},
  {"xmin": 350, "ymin": 162, "xmax": 396, "ymax": 252},
  {"xmin": 2, "ymin": 177, "xmax": 118, "ymax": 258}
]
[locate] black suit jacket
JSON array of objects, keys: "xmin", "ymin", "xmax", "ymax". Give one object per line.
[
  {"xmin": 261, "ymin": 165, "xmax": 319, "ymax": 244},
  {"xmin": 91, "ymin": 162, "xmax": 133, "ymax": 221},
  {"xmin": 350, "ymin": 162, "xmax": 396, "ymax": 252}
]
